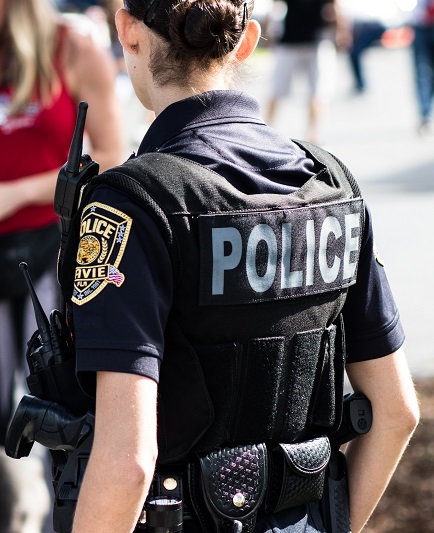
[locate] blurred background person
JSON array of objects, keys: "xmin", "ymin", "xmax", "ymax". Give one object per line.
[
  {"xmin": 264, "ymin": 0, "xmax": 340, "ymax": 144},
  {"xmin": 54, "ymin": 0, "xmax": 101, "ymax": 12},
  {"xmin": 100, "ymin": 0, "xmax": 125, "ymax": 69},
  {"xmin": 342, "ymin": 0, "xmax": 388, "ymax": 94},
  {"xmin": 103, "ymin": 0, "xmax": 157, "ymax": 150},
  {"xmin": 70, "ymin": 0, "xmax": 156, "ymax": 153},
  {"xmin": 0, "ymin": 0, "xmax": 124, "ymax": 530},
  {"xmin": 0, "ymin": 446, "xmax": 51, "ymax": 533},
  {"xmin": 340, "ymin": 0, "xmax": 413, "ymax": 94},
  {"xmin": 408, "ymin": 0, "xmax": 434, "ymax": 132}
]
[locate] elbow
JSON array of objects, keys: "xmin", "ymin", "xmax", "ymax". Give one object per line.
[
  {"xmin": 108, "ymin": 446, "xmax": 158, "ymax": 494},
  {"xmin": 406, "ymin": 402, "xmax": 420, "ymax": 436},
  {"xmin": 127, "ymin": 461, "xmax": 156, "ymax": 494},
  {"xmin": 131, "ymin": 448, "xmax": 159, "ymax": 490},
  {"xmin": 386, "ymin": 399, "xmax": 420, "ymax": 442},
  {"xmin": 401, "ymin": 390, "xmax": 421, "ymax": 437},
  {"xmin": 145, "ymin": 445, "xmax": 159, "ymax": 480}
]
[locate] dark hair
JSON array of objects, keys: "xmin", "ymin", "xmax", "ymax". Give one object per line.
[{"xmin": 124, "ymin": 0, "xmax": 254, "ymax": 86}]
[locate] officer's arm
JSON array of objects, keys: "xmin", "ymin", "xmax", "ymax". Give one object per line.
[
  {"xmin": 72, "ymin": 371, "xmax": 158, "ymax": 533},
  {"xmin": 344, "ymin": 347, "xmax": 419, "ymax": 533}
]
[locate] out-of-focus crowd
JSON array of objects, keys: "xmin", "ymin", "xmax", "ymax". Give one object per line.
[{"xmin": 256, "ymin": 0, "xmax": 433, "ymax": 142}]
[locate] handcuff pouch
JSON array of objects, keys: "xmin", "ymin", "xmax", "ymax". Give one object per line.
[
  {"xmin": 266, "ymin": 436, "xmax": 331, "ymax": 513},
  {"xmin": 188, "ymin": 443, "xmax": 268, "ymax": 533}
]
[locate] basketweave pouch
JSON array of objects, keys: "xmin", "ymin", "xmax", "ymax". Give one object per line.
[
  {"xmin": 188, "ymin": 443, "xmax": 268, "ymax": 533},
  {"xmin": 266, "ymin": 436, "xmax": 331, "ymax": 513}
]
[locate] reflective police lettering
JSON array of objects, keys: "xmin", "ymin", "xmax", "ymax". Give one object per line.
[
  {"xmin": 343, "ymin": 213, "xmax": 360, "ymax": 280},
  {"xmin": 212, "ymin": 227, "xmax": 242, "ymax": 295},
  {"xmin": 199, "ymin": 199, "xmax": 364, "ymax": 306},
  {"xmin": 306, "ymin": 220, "xmax": 315, "ymax": 287},
  {"xmin": 246, "ymin": 224, "xmax": 278, "ymax": 293},
  {"xmin": 319, "ymin": 216, "xmax": 342, "ymax": 284},
  {"xmin": 281, "ymin": 223, "xmax": 302, "ymax": 289}
]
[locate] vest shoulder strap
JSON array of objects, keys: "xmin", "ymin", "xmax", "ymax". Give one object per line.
[
  {"xmin": 293, "ymin": 140, "xmax": 362, "ymax": 198},
  {"xmin": 88, "ymin": 142, "xmax": 362, "ymax": 216}
]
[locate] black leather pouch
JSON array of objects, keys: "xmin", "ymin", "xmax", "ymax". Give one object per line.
[
  {"xmin": 266, "ymin": 436, "xmax": 331, "ymax": 513},
  {"xmin": 188, "ymin": 443, "xmax": 268, "ymax": 533}
]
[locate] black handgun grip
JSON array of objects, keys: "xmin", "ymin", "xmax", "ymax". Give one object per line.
[
  {"xmin": 5, "ymin": 395, "xmax": 91, "ymax": 459},
  {"xmin": 331, "ymin": 392, "xmax": 373, "ymax": 449}
]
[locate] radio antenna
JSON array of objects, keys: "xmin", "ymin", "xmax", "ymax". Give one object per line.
[
  {"xmin": 65, "ymin": 101, "xmax": 88, "ymax": 178},
  {"xmin": 19, "ymin": 262, "xmax": 51, "ymax": 347}
]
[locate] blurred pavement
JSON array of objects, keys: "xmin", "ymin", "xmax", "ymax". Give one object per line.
[{"xmin": 241, "ymin": 44, "xmax": 434, "ymax": 378}]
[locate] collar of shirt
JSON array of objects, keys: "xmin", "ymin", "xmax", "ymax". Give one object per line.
[{"xmin": 138, "ymin": 90, "xmax": 265, "ymax": 154}]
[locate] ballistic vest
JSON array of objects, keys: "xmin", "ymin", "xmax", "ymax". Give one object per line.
[{"xmin": 62, "ymin": 141, "xmax": 364, "ymax": 465}]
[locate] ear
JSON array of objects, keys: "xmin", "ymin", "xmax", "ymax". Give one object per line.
[
  {"xmin": 235, "ymin": 20, "xmax": 261, "ymax": 63},
  {"xmin": 115, "ymin": 7, "xmax": 140, "ymax": 54}
]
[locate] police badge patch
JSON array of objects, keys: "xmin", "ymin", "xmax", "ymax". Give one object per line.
[{"xmin": 72, "ymin": 202, "xmax": 132, "ymax": 305}]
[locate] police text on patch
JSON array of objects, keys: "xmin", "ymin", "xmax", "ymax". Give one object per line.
[{"xmin": 199, "ymin": 199, "xmax": 363, "ymax": 305}]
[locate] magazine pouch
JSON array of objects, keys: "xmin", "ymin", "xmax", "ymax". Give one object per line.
[
  {"xmin": 266, "ymin": 436, "xmax": 331, "ymax": 513},
  {"xmin": 188, "ymin": 443, "xmax": 268, "ymax": 533}
]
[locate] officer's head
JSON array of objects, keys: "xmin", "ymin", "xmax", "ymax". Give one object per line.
[{"xmin": 115, "ymin": 0, "xmax": 260, "ymax": 108}]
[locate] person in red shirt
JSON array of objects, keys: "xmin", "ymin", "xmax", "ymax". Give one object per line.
[{"xmin": 0, "ymin": 0, "xmax": 124, "ymax": 530}]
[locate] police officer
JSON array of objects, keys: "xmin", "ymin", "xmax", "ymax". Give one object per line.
[{"xmin": 68, "ymin": 1, "xmax": 419, "ymax": 532}]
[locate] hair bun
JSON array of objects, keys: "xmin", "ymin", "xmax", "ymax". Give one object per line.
[{"xmin": 169, "ymin": 0, "xmax": 245, "ymax": 59}]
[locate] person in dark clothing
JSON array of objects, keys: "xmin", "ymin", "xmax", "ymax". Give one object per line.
[
  {"xmin": 348, "ymin": 19, "xmax": 386, "ymax": 93},
  {"xmin": 265, "ymin": 0, "xmax": 339, "ymax": 143},
  {"xmin": 409, "ymin": 0, "xmax": 434, "ymax": 132},
  {"xmin": 66, "ymin": 1, "xmax": 419, "ymax": 532}
]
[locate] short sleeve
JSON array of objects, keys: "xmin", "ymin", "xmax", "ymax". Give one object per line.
[
  {"xmin": 342, "ymin": 205, "xmax": 405, "ymax": 363},
  {"xmin": 71, "ymin": 185, "xmax": 173, "ymax": 397}
]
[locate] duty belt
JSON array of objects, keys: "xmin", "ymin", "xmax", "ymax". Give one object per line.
[
  {"xmin": 143, "ymin": 391, "xmax": 373, "ymax": 533},
  {"xmin": 146, "ymin": 437, "xmax": 331, "ymax": 533}
]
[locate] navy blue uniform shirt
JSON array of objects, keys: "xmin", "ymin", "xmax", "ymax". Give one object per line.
[{"xmin": 72, "ymin": 91, "xmax": 404, "ymax": 393}]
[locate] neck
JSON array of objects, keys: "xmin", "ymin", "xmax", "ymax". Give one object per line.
[{"xmin": 149, "ymin": 73, "xmax": 230, "ymax": 117}]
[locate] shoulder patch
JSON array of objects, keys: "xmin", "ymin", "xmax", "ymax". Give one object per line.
[{"xmin": 72, "ymin": 202, "xmax": 132, "ymax": 306}]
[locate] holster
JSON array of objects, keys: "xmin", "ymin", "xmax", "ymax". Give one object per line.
[{"xmin": 319, "ymin": 450, "xmax": 351, "ymax": 533}]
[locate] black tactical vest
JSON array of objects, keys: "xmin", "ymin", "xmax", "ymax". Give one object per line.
[{"xmin": 61, "ymin": 141, "xmax": 364, "ymax": 465}]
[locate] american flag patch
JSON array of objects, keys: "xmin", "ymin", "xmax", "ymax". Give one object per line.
[{"xmin": 107, "ymin": 266, "xmax": 124, "ymax": 286}]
